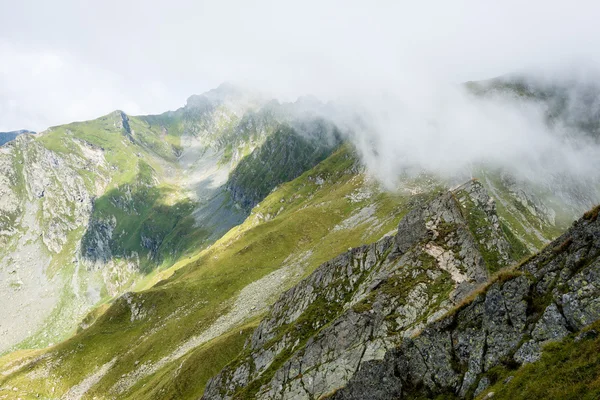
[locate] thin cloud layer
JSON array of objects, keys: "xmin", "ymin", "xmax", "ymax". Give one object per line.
[
  {"xmin": 2, "ymin": 1, "xmax": 600, "ymax": 130},
  {"xmin": 330, "ymin": 78, "xmax": 600, "ymax": 188}
]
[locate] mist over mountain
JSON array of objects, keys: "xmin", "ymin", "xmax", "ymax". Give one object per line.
[
  {"xmin": 0, "ymin": 72, "xmax": 599, "ymax": 400},
  {"xmin": 2, "ymin": 2, "xmax": 600, "ymax": 399},
  {"xmin": 263, "ymin": 71, "xmax": 600, "ymax": 220}
]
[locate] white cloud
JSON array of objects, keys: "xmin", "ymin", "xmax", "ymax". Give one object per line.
[
  {"xmin": 329, "ymin": 80, "xmax": 600, "ymax": 189},
  {"xmin": 0, "ymin": 42, "xmax": 182, "ymax": 131},
  {"xmin": 2, "ymin": 0, "xmax": 600, "ymax": 129}
]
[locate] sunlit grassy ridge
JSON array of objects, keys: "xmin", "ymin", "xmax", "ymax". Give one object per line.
[
  {"xmin": 0, "ymin": 139, "xmax": 566, "ymax": 399},
  {"xmin": 0, "ymin": 145, "xmax": 435, "ymax": 399}
]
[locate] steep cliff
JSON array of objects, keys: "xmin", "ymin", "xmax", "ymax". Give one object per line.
[
  {"xmin": 203, "ymin": 181, "xmax": 524, "ymax": 399},
  {"xmin": 329, "ymin": 205, "xmax": 600, "ymax": 399},
  {"xmin": 204, "ymin": 188, "xmax": 600, "ymax": 399}
]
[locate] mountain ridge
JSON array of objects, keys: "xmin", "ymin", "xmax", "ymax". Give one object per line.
[
  {"xmin": 202, "ymin": 180, "xmax": 523, "ymax": 399},
  {"xmin": 0, "ymin": 89, "xmax": 339, "ymax": 354},
  {"xmin": 328, "ymin": 203, "xmax": 600, "ymax": 399},
  {"xmin": 0, "ymin": 75, "xmax": 599, "ymax": 399},
  {"xmin": 203, "ymin": 183, "xmax": 600, "ymax": 400}
]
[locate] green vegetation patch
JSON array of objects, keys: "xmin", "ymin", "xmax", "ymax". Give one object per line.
[
  {"xmin": 478, "ymin": 322, "xmax": 600, "ymax": 400},
  {"xmin": 121, "ymin": 320, "xmax": 259, "ymax": 400},
  {"xmin": 81, "ymin": 159, "xmax": 199, "ymax": 273},
  {"xmin": 226, "ymin": 123, "xmax": 341, "ymax": 210}
]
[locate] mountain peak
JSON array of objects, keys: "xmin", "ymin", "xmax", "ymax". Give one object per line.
[{"xmin": 184, "ymin": 82, "xmax": 265, "ymax": 116}]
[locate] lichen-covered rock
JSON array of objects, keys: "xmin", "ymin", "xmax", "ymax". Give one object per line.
[
  {"xmin": 328, "ymin": 204, "xmax": 600, "ymax": 399},
  {"xmin": 203, "ymin": 181, "xmax": 524, "ymax": 399},
  {"xmin": 514, "ymin": 303, "xmax": 570, "ymax": 364}
]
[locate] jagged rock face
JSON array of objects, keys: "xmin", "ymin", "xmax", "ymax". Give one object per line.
[
  {"xmin": 205, "ymin": 188, "xmax": 600, "ymax": 400},
  {"xmin": 203, "ymin": 181, "xmax": 520, "ymax": 399},
  {"xmin": 82, "ymin": 216, "xmax": 116, "ymax": 267},
  {"xmin": 330, "ymin": 208, "xmax": 600, "ymax": 399},
  {"xmin": 0, "ymin": 135, "xmax": 102, "ymax": 253}
]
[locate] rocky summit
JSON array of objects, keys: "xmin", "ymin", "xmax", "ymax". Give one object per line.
[{"xmin": 0, "ymin": 78, "xmax": 600, "ymax": 400}]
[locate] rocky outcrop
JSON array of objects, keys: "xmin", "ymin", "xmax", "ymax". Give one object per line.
[
  {"xmin": 10, "ymin": 135, "xmax": 101, "ymax": 254},
  {"xmin": 82, "ymin": 216, "xmax": 116, "ymax": 268},
  {"xmin": 226, "ymin": 123, "xmax": 341, "ymax": 210},
  {"xmin": 203, "ymin": 180, "xmax": 522, "ymax": 399},
  {"xmin": 204, "ymin": 184, "xmax": 600, "ymax": 400},
  {"xmin": 330, "ymin": 205, "xmax": 600, "ymax": 399}
]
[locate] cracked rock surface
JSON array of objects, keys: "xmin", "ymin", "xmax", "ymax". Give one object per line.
[
  {"xmin": 329, "ymin": 208, "xmax": 600, "ymax": 399},
  {"xmin": 203, "ymin": 181, "xmax": 525, "ymax": 399}
]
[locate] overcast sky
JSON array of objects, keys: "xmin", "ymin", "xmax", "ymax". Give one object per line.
[{"xmin": 1, "ymin": 0, "xmax": 600, "ymax": 132}]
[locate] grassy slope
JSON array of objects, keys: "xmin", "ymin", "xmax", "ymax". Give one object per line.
[
  {"xmin": 479, "ymin": 171, "xmax": 566, "ymax": 251},
  {"xmin": 39, "ymin": 111, "xmax": 197, "ymax": 268},
  {"xmin": 101, "ymin": 145, "xmax": 425, "ymax": 398},
  {"xmin": 474, "ymin": 321, "xmax": 600, "ymax": 400},
  {"xmin": 0, "ymin": 145, "xmax": 420, "ymax": 399},
  {"xmin": 0, "ymin": 145, "xmax": 563, "ymax": 399},
  {"xmin": 5, "ymin": 111, "xmax": 200, "ymax": 351},
  {"xmin": 5, "ymin": 103, "xmax": 326, "ymax": 354}
]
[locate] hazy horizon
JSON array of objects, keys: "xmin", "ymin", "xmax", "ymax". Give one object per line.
[{"xmin": 3, "ymin": 1, "xmax": 600, "ymax": 132}]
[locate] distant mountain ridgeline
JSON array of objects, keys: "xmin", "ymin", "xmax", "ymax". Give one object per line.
[{"xmin": 0, "ymin": 129, "xmax": 34, "ymax": 146}]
